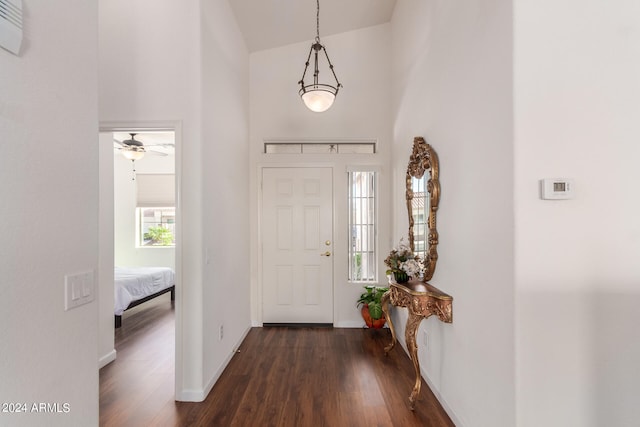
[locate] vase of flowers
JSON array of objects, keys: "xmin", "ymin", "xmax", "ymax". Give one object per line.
[{"xmin": 384, "ymin": 238, "xmax": 424, "ymax": 284}]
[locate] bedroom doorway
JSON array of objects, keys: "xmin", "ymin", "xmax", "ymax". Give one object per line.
[{"xmin": 98, "ymin": 123, "xmax": 181, "ymax": 400}]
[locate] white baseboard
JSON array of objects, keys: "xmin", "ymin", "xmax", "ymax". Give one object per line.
[
  {"xmin": 201, "ymin": 325, "xmax": 251, "ymax": 398},
  {"xmin": 98, "ymin": 349, "xmax": 117, "ymax": 369},
  {"xmin": 389, "ymin": 313, "xmax": 462, "ymax": 425},
  {"xmin": 334, "ymin": 320, "xmax": 366, "ymax": 328},
  {"xmin": 421, "ymin": 366, "xmax": 464, "ymax": 427},
  {"xmin": 175, "ymin": 389, "xmax": 205, "ymax": 402},
  {"xmin": 252, "ymin": 321, "xmax": 371, "ymax": 328},
  {"xmin": 175, "ymin": 326, "xmax": 252, "ymax": 402}
]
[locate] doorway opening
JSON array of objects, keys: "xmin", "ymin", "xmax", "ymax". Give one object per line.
[{"xmin": 98, "ymin": 124, "xmax": 181, "ymax": 415}]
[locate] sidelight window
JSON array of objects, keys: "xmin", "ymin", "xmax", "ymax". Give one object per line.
[{"xmin": 348, "ymin": 170, "xmax": 377, "ymax": 282}]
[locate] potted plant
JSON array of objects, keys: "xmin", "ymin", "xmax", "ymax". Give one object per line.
[
  {"xmin": 384, "ymin": 238, "xmax": 424, "ymax": 283},
  {"xmin": 357, "ymin": 285, "xmax": 389, "ymax": 329}
]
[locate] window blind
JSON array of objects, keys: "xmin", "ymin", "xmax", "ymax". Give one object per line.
[{"xmin": 136, "ymin": 174, "xmax": 175, "ymax": 207}]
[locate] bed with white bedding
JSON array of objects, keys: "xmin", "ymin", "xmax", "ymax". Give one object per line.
[{"xmin": 114, "ymin": 266, "xmax": 175, "ymax": 328}]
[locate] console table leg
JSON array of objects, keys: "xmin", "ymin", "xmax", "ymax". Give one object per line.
[
  {"xmin": 381, "ymin": 290, "xmax": 396, "ymax": 354},
  {"xmin": 405, "ymin": 312, "xmax": 424, "ymax": 410}
]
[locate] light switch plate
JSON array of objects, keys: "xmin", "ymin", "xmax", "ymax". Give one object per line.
[{"xmin": 65, "ymin": 270, "xmax": 94, "ymax": 311}]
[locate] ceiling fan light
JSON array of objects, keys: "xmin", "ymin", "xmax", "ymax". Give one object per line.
[
  {"xmin": 301, "ymin": 89, "xmax": 335, "ymax": 113},
  {"xmin": 122, "ymin": 149, "xmax": 145, "ymax": 161}
]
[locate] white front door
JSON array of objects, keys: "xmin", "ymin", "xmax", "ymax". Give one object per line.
[{"xmin": 261, "ymin": 167, "xmax": 334, "ymax": 324}]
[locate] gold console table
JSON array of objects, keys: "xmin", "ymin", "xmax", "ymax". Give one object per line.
[{"xmin": 381, "ymin": 279, "xmax": 453, "ymax": 410}]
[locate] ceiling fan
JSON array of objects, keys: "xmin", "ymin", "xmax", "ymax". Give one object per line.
[
  {"xmin": 113, "ymin": 133, "xmax": 173, "ymax": 180},
  {"xmin": 113, "ymin": 133, "xmax": 171, "ymax": 161}
]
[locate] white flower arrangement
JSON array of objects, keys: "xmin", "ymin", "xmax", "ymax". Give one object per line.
[
  {"xmin": 384, "ymin": 238, "xmax": 424, "ymax": 278},
  {"xmin": 401, "ymin": 258, "xmax": 424, "ymax": 277}
]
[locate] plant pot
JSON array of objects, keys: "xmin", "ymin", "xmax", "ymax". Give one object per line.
[
  {"xmin": 394, "ymin": 271, "xmax": 409, "ymax": 283},
  {"xmin": 361, "ymin": 305, "xmax": 386, "ymax": 329}
]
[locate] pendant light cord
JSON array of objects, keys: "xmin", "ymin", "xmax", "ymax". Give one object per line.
[{"xmin": 315, "ymin": 0, "xmax": 320, "ymax": 42}]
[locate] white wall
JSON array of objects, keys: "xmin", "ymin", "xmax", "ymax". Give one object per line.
[
  {"xmin": 514, "ymin": 1, "xmax": 640, "ymax": 425},
  {"xmin": 390, "ymin": 1, "xmax": 515, "ymax": 426},
  {"xmin": 0, "ymin": 1, "xmax": 99, "ymax": 425},
  {"xmin": 249, "ymin": 24, "xmax": 393, "ymax": 327},
  {"xmin": 99, "ymin": 0, "xmax": 251, "ymax": 401},
  {"xmin": 391, "ymin": 0, "xmax": 640, "ymax": 426},
  {"xmin": 200, "ymin": 0, "xmax": 251, "ymax": 392}
]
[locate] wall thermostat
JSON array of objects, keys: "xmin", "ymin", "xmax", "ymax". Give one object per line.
[{"xmin": 540, "ymin": 178, "xmax": 574, "ymax": 200}]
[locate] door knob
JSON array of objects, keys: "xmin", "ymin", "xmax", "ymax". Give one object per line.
[{"xmin": 320, "ymin": 251, "xmax": 331, "ymax": 257}]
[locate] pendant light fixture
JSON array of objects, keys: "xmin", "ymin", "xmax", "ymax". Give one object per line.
[{"xmin": 298, "ymin": 0, "xmax": 342, "ymax": 113}]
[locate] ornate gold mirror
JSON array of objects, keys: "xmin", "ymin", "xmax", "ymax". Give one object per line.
[{"xmin": 406, "ymin": 137, "xmax": 440, "ymax": 281}]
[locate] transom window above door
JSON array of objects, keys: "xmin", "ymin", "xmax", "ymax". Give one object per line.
[{"xmin": 264, "ymin": 140, "xmax": 376, "ymax": 154}]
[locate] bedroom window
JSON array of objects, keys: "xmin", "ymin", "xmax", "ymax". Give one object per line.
[
  {"xmin": 348, "ymin": 169, "xmax": 377, "ymax": 282},
  {"xmin": 136, "ymin": 174, "xmax": 175, "ymax": 247},
  {"xmin": 137, "ymin": 208, "xmax": 175, "ymax": 246}
]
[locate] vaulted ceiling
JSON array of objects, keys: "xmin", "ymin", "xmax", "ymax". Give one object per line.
[{"xmin": 228, "ymin": 0, "xmax": 397, "ymax": 52}]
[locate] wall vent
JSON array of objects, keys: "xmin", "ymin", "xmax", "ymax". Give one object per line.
[{"xmin": 0, "ymin": 0, "xmax": 22, "ymax": 55}]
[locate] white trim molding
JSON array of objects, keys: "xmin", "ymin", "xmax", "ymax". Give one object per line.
[
  {"xmin": 98, "ymin": 349, "xmax": 117, "ymax": 369},
  {"xmin": 176, "ymin": 326, "xmax": 251, "ymax": 402}
]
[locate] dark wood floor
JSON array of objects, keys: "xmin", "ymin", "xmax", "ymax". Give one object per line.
[{"xmin": 100, "ymin": 295, "xmax": 454, "ymax": 427}]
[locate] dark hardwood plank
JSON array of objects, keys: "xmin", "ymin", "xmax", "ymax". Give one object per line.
[
  {"xmin": 100, "ymin": 302, "xmax": 455, "ymax": 427},
  {"xmin": 100, "ymin": 293, "xmax": 176, "ymax": 427}
]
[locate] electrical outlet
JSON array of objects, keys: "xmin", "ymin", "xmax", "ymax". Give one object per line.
[{"xmin": 219, "ymin": 324, "xmax": 224, "ymax": 341}]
